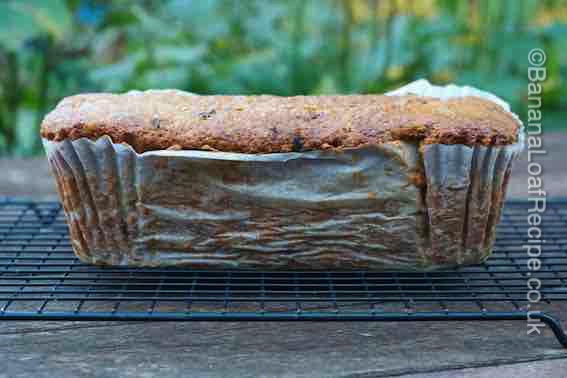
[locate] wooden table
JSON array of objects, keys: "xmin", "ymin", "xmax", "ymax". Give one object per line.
[
  {"xmin": 2, "ymin": 311, "xmax": 567, "ymax": 378},
  {"xmin": 1, "ymin": 132, "xmax": 567, "ymax": 377}
]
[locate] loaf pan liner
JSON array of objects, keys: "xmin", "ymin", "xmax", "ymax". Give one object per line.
[{"xmin": 43, "ymin": 80, "xmax": 524, "ymax": 270}]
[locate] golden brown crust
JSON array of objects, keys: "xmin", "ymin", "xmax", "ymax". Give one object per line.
[{"xmin": 41, "ymin": 90, "xmax": 521, "ymax": 153}]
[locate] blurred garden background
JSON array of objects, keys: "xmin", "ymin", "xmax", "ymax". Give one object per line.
[{"xmin": 0, "ymin": 0, "xmax": 566, "ymax": 156}]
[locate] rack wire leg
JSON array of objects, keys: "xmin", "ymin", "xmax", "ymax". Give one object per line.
[{"xmin": 534, "ymin": 313, "xmax": 567, "ymax": 348}]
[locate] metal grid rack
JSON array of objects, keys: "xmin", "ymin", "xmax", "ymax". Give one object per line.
[{"xmin": 1, "ymin": 199, "xmax": 566, "ymax": 347}]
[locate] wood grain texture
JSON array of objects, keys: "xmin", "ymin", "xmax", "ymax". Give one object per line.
[{"xmin": 1, "ymin": 304, "xmax": 566, "ymax": 378}]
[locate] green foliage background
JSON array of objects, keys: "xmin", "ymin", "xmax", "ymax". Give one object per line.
[{"xmin": 0, "ymin": 0, "xmax": 566, "ymax": 156}]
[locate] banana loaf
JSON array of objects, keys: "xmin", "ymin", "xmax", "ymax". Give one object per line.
[{"xmin": 41, "ymin": 81, "xmax": 523, "ymax": 270}]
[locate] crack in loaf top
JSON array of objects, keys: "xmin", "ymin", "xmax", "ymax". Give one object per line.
[{"xmin": 41, "ymin": 89, "xmax": 521, "ymax": 154}]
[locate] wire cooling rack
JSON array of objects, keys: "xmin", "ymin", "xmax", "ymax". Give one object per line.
[{"xmin": 0, "ymin": 199, "xmax": 566, "ymax": 347}]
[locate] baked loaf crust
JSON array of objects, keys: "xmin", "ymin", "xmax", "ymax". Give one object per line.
[{"xmin": 41, "ymin": 90, "xmax": 521, "ymax": 154}]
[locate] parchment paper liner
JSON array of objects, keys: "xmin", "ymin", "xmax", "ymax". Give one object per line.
[{"xmin": 43, "ymin": 80, "xmax": 524, "ymax": 270}]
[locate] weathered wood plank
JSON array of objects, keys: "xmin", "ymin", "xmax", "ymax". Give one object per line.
[
  {"xmin": 397, "ymin": 358, "xmax": 567, "ymax": 378},
  {"xmin": 1, "ymin": 304, "xmax": 566, "ymax": 378}
]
